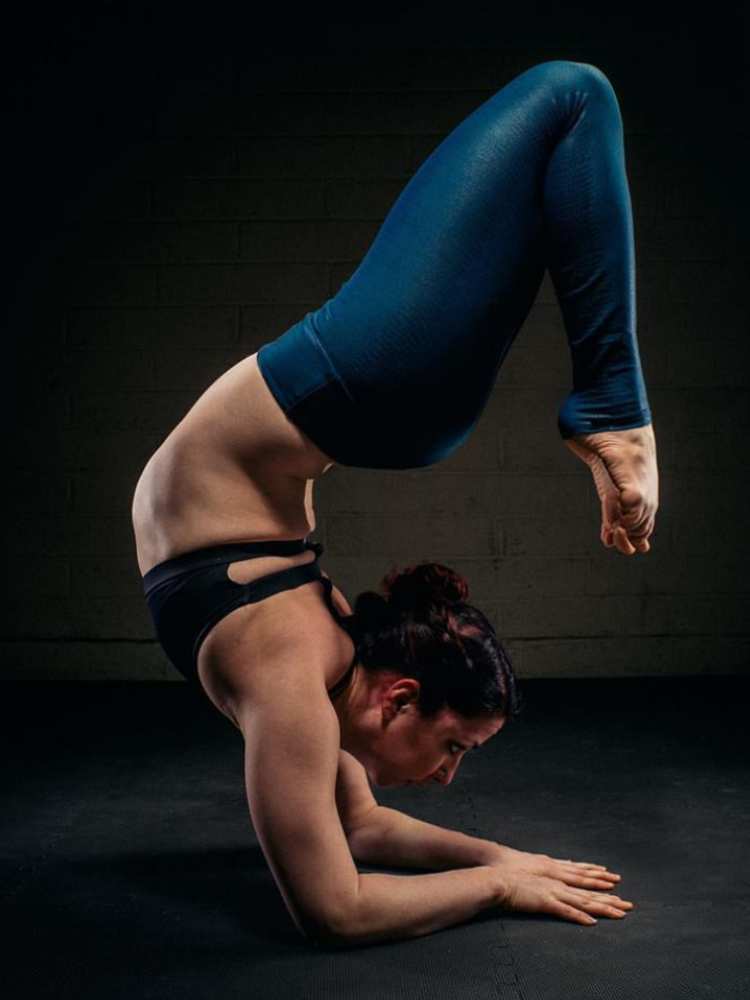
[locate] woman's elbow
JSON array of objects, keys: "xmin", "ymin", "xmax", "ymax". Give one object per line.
[
  {"xmin": 298, "ymin": 913, "xmax": 356, "ymax": 950},
  {"xmin": 293, "ymin": 895, "xmax": 360, "ymax": 950}
]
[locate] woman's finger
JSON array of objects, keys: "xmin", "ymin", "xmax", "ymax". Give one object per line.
[
  {"xmin": 562, "ymin": 891, "xmax": 634, "ymax": 918},
  {"xmin": 571, "ymin": 890, "xmax": 634, "ymax": 909},
  {"xmin": 614, "ymin": 525, "xmax": 636, "ymax": 555},
  {"xmin": 626, "ymin": 513, "xmax": 655, "ymax": 544},
  {"xmin": 550, "ymin": 861, "xmax": 620, "ymax": 882},
  {"xmin": 581, "ymin": 900, "xmax": 627, "ymax": 918},
  {"xmin": 554, "ymin": 870, "xmax": 621, "ymax": 886},
  {"xmin": 635, "ymin": 511, "xmax": 656, "ymax": 537},
  {"xmin": 550, "ymin": 863, "xmax": 620, "ymax": 887},
  {"xmin": 547, "ymin": 858, "xmax": 621, "ymax": 877},
  {"xmin": 549, "ymin": 859, "xmax": 610, "ymax": 870},
  {"xmin": 563, "ymin": 873, "xmax": 621, "ymax": 889},
  {"xmin": 554, "ymin": 902, "xmax": 598, "ymax": 926}
]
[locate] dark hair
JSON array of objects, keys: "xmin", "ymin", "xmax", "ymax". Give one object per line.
[{"xmin": 340, "ymin": 562, "xmax": 523, "ymax": 723}]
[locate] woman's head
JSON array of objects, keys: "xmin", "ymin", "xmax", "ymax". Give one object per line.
[{"xmin": 338, "ymin": 561, "xmax": 523, "ymax": 787}]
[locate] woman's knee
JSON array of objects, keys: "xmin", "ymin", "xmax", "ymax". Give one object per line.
[
  {"xmin": 522, "ymin": 59, "xmax": 621, "ymax": 125},
  {"xmin": 528, "ymin": 59, "xmax": 613, "ymax": 92}
]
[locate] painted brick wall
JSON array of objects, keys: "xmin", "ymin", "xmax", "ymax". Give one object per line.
[{"xmin": 2, "ymin": 10, "xmax": 747, "ymax": 680}]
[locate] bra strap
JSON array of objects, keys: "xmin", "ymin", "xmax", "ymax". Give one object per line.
[{"xmin": 144, "ymin": 537, "xmax": 322, "ymax": 594}]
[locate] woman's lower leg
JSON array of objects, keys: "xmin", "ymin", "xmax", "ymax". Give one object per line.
[{"xmin": 537, "ymin": 61, "xmax": 652, "ymax": 439}]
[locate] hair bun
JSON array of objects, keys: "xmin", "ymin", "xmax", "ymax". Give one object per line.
[
  {"xmin": 383, "ymin": 562, "xmax": 469, "ymax": 614},
  {"xmin": 351, "ymin": 590, "xmax": 397, "ymax": 632}
]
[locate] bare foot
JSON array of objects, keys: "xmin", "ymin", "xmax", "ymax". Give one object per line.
[{"xmin": 564, "ymin": 424, "xmax": 659, "ymax": 556}]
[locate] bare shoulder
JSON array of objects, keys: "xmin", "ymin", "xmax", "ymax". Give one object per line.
[{"xmin": 197, "ymin": 582, "xmax": 354, "ymax": 726}]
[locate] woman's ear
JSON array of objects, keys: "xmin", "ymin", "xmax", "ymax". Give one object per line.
[{"xmin": 381, "ymin": 679, "xmax": 419, "ymax": 722}]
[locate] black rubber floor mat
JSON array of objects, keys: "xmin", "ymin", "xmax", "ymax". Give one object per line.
[{"xmin": 2, "ymin": 678, "xmax": 748, "ymax": 999}]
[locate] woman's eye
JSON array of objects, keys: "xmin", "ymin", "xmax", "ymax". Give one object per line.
[{"xmin": 450, "ymin": 743, "xmax": 462, "ymax": 754}]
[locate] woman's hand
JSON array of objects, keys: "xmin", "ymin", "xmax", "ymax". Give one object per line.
[
  {"xmin": 486, "ymin": 843, "xmax": 620, "ymax": 888},
  {"xmin": 564, "ymin": 423, "xmax": 659, "ymax": 556},
  {"xmin": 485, "ymin": 844, "xmax": 635, "ymax": 925}
]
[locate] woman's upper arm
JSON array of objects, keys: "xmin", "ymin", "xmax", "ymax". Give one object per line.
[{"xmin": 238, "ymin": 673, "xmax": 360, "ymax": 942}]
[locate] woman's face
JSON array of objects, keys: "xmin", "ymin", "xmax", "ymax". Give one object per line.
[{"xmin": 364, "ymin": 678, "xmax": 506, "ymax": 788}]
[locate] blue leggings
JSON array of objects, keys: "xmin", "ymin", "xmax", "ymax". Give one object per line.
[{"xmin": 257, "ymin": 60, "xmax": 652, "ymax": 470}]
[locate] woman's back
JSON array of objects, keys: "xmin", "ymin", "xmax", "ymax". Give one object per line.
[
  {"xmin": 131, "ymin": 351, "xmax": 336, "ymax": 577},
  {"xmin": 130, "ymin": 350, "xmax": 354, "ymax": 723}
]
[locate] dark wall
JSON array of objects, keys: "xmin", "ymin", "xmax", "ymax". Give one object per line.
[{"xmin": 2, "ymin": 1, "xmax": 747, "ymax": 679}]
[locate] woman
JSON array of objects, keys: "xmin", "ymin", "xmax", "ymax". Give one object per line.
[{"xmin": 132, "ymin": 59, "xmax": 655, "ymax": 946}]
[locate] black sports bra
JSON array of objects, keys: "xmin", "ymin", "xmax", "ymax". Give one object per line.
[{"xmin": 142, "ymin": 537, "xmax": 358, "ymax": 697}]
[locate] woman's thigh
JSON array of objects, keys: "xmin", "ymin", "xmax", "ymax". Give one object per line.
[{"xmin": 316, "ymin": 65, "xmax": 565, "ymax": 426}]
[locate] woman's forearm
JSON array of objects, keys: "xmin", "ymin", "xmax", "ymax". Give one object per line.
[
  {"xmin": 347, "ymin": 804, "xmax": 502, "ymax": 871},
  {"xmin": 328, "ymin": 865, "xmax": 504, "ymax": 946}
]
